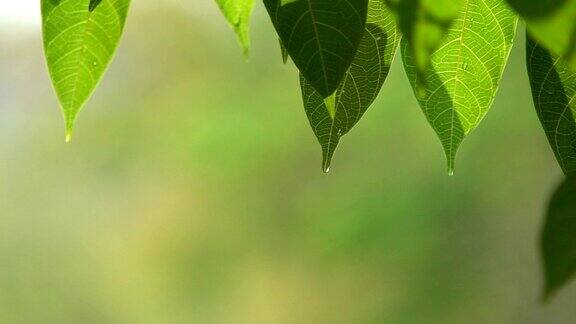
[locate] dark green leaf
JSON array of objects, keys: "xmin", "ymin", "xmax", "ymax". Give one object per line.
[
  {"xmin": 301, "ymin": 0, "xmax": 400, "ymax": 172},
  {"xmin": 507, "ymin": 0, "xmax": 576, "ymax": 69},
  {"xmin": 527, "ymin": 35, "xmax": 576, "ymax": 175},
  {"xmin": 402, "ymin": 0, "xmax": 517, "ymax": 174},
  {"xmin": 541, "ymin": 176, "xmax": 576, "ymax": 300},
  {"xmin": 42, "ymin": 0, "xmax": 131, "ymax": 141},
  {"xmin": 264, "ymin": 0, "xmax": 369, "ymax": 97},
  {"xmin": 215, "ymin": 0, "xmax": 255, "ymax": 56},
  {"xmin": 279, "ymin": 38, "xmax": 289, "ymax": 64}
]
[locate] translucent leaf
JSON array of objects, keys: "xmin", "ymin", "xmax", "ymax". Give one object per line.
[
  {"xmin": 401, "ymin": 0, "xmax": 517, "ymax": 174},
  {"xmin": 264, "ymin": 0, "xmax": 369, "ymax": 98},
  {"xmin": 387, "ymin": 0, "xmax": 464, "ymax": 88},
  {"xmin": 42, "ymin": 0, "xmax": 131, "ymax": 141},
  {"xmin": 507, "ymin": 0, "xmax": 576, "ymax": 69},
  {"xmin": 215, "ymin": 0, "xmax": 255, "ymax": 56},
  {"xmin": 527, "ymin": 35, "xmax": 576, "ymax": 175},
  {"xmin": 300, "ymin": 0, "xmax": 400, "ymax": 172},
  {"xmin": 541, "ymin": 176, "xmax": 576, "ymax": 300}
]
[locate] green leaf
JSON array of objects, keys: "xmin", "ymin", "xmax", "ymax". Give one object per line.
[
  {"xmin": 215, "ymin": 0, "xmax": 255, "ymax": 56},
  {"xmin": 264, "ymin": 0, "xmax": 369, "ymax": 98},
  {"xmin": 42, "ymin": 0, "xmax": 131, "ymax": 141},
  {"xmin": 279, "ymin": 38, "xmax": 289, "ymax": 64},
  {"xmin": 401, "ymin": 0, "xmax": 517, "ymax": 174},
  {"xmin": 507, "ymin": 0, "xmax": 576, "ymax": 69},
  {"xmin": 388, "ymin": 0, "xmax": 464, "ymax": 89},
  {"xmin": 301, "ymin": 0, "xmax": 400, "ymax": 172},
  {"xmin": 527, "ymin": 35, "xmax": 576, "ymax": 175},
  {"xmin": 89, "ymin": 0, "xmax": 103, "ymax": 11},
  {"xmin": 541, "ymin": 176, "xmax": 576, "ymax": 300}
]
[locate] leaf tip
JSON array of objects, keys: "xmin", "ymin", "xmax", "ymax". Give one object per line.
[
  {"xmin": 65, "ymin": 131, "xmax": 73, "ymax": 143},
  {"xmin": 234, "ymin": 26, "xmax": 251, "ymax": 59},
  {"xmin": 541, "ymin": 280, "xmax": 562, "ymax": 305},
  {"xmin": 322, "ymin": 156, "xmax": 332, "ymax": 174},
  {"xmin": 240, "ymin": 39, "xmax": 250, "ymax": 59},
  {"xmin": 446, "ymin": 154, "xmax": 456, "ymax": 176},
  {"xmin": 65, "ymin": 121, "xmax": 75, "ymax": 143},
  {"xmin": 441, "ymin": 140, "xmax": 460, "ymax": 176},
  {"xmin": 541, "ymin": 288, "xmax": 553, "ymax": 305},
  {"xmin": 321, "ymin": 135, "xmax": 341, "ymax": 174}
]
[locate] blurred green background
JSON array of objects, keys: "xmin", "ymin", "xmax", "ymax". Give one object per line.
[{"xmin": 0, "ymin": 2, "xmax": 575, "ymax": 323}]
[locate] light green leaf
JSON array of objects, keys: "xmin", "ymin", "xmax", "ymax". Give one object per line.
[
  {"xmin": 42, "ymin": 0, "xmax": 130, "ymax": 141},
  {"xmin": 301, "ymin": 0, "xmax": 400, "ymax": 172},
  {"xmin": 527, "ymin": 35, "xmax": 576, "ymax": 175},
  {"xmin": 215, "ymin": 0, "xmax": 255, "ymax": 56},
  {"xmin": 507, "ymin": 0, "xmax": 576, "ymax": 69},
  {"xmin": 264, "ymin": 0, "xmax": 369, "ymax": 98},
  {"xmin": 541, "ymin": 176, "xmax": 576, "ymax": 300},
  {"xmin": 402, "ymin": 0, "xmax": 517, "ymax": 174},
  {"xmin": 388, "ymin": 0, "xmax": 464, "ymax": 89}
]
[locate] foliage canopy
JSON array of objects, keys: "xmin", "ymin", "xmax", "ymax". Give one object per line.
[{"xmin": 31, "ymin": 0, "xmax": 576, "ymax": 302}]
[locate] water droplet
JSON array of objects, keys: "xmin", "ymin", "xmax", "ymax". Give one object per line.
[{"xmin": 93, "ymin": 61, "xmax": 98, "ymax": 66}]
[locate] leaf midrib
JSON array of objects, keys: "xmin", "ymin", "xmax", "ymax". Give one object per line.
[
  {"xmin": 65, "ymin": 12, "xmax": 94, "ymax": 120},
  {"xmin": 322, "ymin": 27, "xmax": 386, "ymax": 171},
  {"xmin": 448, "ymin": 0, "xmax": 470, "ymax": 166},
  {"xmin": 304, "ymin": 0, "xmax": 330, "ymax": 94}
]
